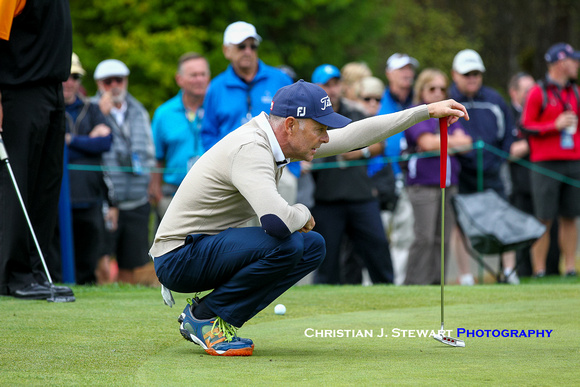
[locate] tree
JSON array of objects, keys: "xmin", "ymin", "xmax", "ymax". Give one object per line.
[{"xmin": 70, "ymin": 0, "xmax": 470, "ymax": 114}]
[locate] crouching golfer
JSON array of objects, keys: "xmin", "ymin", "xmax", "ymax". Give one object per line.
[{"xmin": 149, "ymin": 80, "xmax": 468, "ymax": 356}]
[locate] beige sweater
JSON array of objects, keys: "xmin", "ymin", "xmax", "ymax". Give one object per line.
[{"xmin": 149, "ymin": 105, "xmax": 429, "ymax": 257}]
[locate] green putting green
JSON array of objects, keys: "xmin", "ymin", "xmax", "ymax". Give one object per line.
[{"xmin": 1, "ymin": 280, "xmax": 578, "ymax": 385}]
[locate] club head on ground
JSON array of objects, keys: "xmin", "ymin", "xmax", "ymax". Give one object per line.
[
  {"xmin": 433, "ymin": 333, "xmax": 465, "ymax": 347},
  {"xmin": 47, "ymin": 295, "xmax": 76, "ymax": 303}
]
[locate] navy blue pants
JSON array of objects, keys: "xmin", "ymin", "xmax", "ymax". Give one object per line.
[{"xmin": 154, "ymin": 227, "xmax": 325, "ymax": 327}]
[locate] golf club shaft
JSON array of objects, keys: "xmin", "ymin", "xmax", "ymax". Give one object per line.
[
  {"xmin": 441, "ymin": 187, "xmax": 445, "ymax": 328},
  {"xmin": 0, "ymin": 136, "xmax": 54, "ymax": 284},
  {"xmin": 439, "ymin": 118, "xmax": 448, "ymax": 329}
]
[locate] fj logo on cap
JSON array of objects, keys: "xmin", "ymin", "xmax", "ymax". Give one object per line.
[
  {"xmin": 320, "ymin": 96, "xmax": 332, "ymax": 110},
  {"xmin": 297, "ymin": 107, "xmax": 306, "ymax": 117}
]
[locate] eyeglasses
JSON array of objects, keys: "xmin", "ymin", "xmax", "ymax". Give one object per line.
[
  {"xmin": 237, "ymin": 43, "xmax": 259, "ymax": 51},
  {"xmin": 102, "ymin": 77, "xmax": 125, "ymax": 86},
  {"xmin": 70, "ymin": 73, "xmax": 83, "ymax": 81},
  {"xmin": 362, "ymin": 96, "xmax": 381, "ymax": 102},
  {"xmin": 426, "ymin": 86, "xmax": 447, "ymax": 93},
  {"xmin": 461, "ymin": 71, "xmax": 482, "ymax": 78}
]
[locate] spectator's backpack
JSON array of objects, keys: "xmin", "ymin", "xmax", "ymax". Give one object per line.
[
  {"xmin": 520, "ymin": 80, "xmax": 580, "ymax": 137},
  {"xmin": 536, "ymin": 79, "xmax": 580, "ymax": 115}
]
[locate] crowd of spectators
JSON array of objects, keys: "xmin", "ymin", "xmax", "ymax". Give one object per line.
[{"xmin": 2, "ymin": 11, "xmax": 578, "ymax": 299}]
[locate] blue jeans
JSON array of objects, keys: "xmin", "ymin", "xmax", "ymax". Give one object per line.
[{"xmin": 154, "ymin": 227, "xmax": 325, "ymax": 327}]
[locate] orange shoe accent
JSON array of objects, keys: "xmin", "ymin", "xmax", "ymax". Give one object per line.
[{"xmin": 205, "ymin": 346, "xmax": 254, "ymax": 356}]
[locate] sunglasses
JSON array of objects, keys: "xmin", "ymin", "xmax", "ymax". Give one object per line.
[
  {"xmin": 426, "ymin": 86, "xmax": 447, "ymax": 93},
  {"xmin": 237, "ymin": 43, "xmax": 259, "ymax": 51},
  {"xmin": 102, "ymin": 77, "xmax": 125, "ymax": 86},
  {"xmin": 461, "ymin": 71, "xmax": 482, "ymax": 78},
  {"xmin": 70, "ymin": 73, "xmax": 83, "ymax": 81},
  {"xmin": 363, "ymin": 96, "xmax": 381, "ymax": 102}
]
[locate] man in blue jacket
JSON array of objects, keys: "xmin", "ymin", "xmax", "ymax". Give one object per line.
[
  {"xmin": 201, "ymin": 21, "xmax": 293, "ymax": 151},
  {"xmin": 201, "ymin": 21, "xmax": 300, "ymax": 200}
]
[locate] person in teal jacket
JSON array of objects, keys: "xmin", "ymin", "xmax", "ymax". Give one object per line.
[{"xmin": 149, "ymin": 53, "xmax": 211, "ymax": 218}]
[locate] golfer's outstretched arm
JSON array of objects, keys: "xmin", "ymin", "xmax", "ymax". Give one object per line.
[{"xmin": 317, "ymin": 100, "xmax": 469, "ymax": 158}]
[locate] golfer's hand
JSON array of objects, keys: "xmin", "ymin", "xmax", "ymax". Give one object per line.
[
  {"xmin": 299, "ymin": 216, "xmax": 315, "ymax": 233},
  {"xmin": 427, "ymin": 99, "xmax": 469, "ymax": 125}
]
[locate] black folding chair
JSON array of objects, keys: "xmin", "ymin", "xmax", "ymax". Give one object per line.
[{"xmin": 452, "ymin": 189, "xmax": 546, "ymax": 283}]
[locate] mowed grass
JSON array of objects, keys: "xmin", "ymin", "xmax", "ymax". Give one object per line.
[{"xmin": 1, "ymin": 278, "xmax": 579, "ymax": 386}]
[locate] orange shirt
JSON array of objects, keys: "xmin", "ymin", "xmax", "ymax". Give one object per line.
[{"xmin": 0, "ymin": 0, "xmax": 26, "ymax": 40}]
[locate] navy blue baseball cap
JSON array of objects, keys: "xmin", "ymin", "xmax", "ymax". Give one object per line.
[
  {"xmin": 311, "ymin": 64, "xmax": 341, "ymax": 85},
  {"xmin": 545, "ymin": 43, "xmax": 580, "ymax": 63},
  {"xmin": 270, "ymin": 80, "xmax": 352, "ymax": 128}
]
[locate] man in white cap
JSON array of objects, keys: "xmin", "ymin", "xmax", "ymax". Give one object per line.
[
  {"xmin": 92, "ymin": 59, "xmax": 156, "ymax": 285},
  {"xmin": 376, "ymin": 53, "xmax": 420, "ymax": 285},
  {"xmin": 150, "ymin": 79, "xmax": 468, "ymax": 356},
  {"xmin": 380, "ymin": 53, "xmax": 420, "ymax": 114},
  {"xmin": 379, "ymin": 54, "xmax": 420, "ymax": 162},
  {"xmin": 201, "ymin": 21, "xmax": 293, "ymax": 151},
  {"xmin": 449, "ymin": 49, "xmax": 518, "ymax": 285},
  {"xmin": 201, "ymin": 21, "xmax": 299, "ymax": 209}
]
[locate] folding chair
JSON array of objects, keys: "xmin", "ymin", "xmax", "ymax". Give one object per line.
[{"xmin": 452, "ymin": 189, "xmax": 546, "ymax": 283}]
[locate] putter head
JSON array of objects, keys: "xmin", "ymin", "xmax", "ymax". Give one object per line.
[
  {"xmin": 46, "ymin": 286, "xmax": 76, "ymax": 303},
  {"xmin": 47, "ymin": 295, "xmax": 76, "ymax": 303},
  {"xmin": 433, "ymin": 332, "xmax": 465, "ymax": 347}
]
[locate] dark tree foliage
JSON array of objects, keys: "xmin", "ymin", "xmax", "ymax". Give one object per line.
[{"xmin": 69, "ymin": 0, "xmax": 579, "ymax": 114}]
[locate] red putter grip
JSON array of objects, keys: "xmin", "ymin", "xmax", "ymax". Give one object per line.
[{"xmin": 439, "ymin": 118, "xmax": 448, "ymax": 189}]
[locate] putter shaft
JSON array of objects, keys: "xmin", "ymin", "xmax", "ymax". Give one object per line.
[
  {"xmin": 441, "ymin": 186, "xmax": 445, "ymax": 329},
  {"xmin": 439, "ymin": 118, "xmax": 448, "ymax": 330}
]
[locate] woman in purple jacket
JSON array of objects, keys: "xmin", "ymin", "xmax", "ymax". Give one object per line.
[{"xmin": 404, "ymin": 69, "xmax": 472, "ymax": 285}]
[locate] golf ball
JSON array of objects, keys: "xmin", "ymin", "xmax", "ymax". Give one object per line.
[{"xmin": 274, "ymin": 304, "xmax": 286, "ymax": 315}]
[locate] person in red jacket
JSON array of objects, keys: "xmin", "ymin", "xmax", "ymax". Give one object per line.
[{"xmin": 521, "ymin": 43, "xmax": 580, "ymax": 278}]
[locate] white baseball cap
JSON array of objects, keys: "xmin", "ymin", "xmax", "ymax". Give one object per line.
[
  {"xmin": 71, "ymin": 53, "xmax": 85, "ymax": 76},
  {"xmin": 453, "ymin": 49, "xmax": 486, "ymax": 74},
  {"xmin": 358, "ymin": 76, "xmax": 385, "ymax": 97},
  {"xmin": 386, "ymin": 53, "xmax": 419, "ymax": 71},
  {"xmin": 94, "ymin": 59, "xmax": 130, "ymax": 80},
  {"xmin": 223, "ymin": 21, "xmax": 262, "ymax": 45}
]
